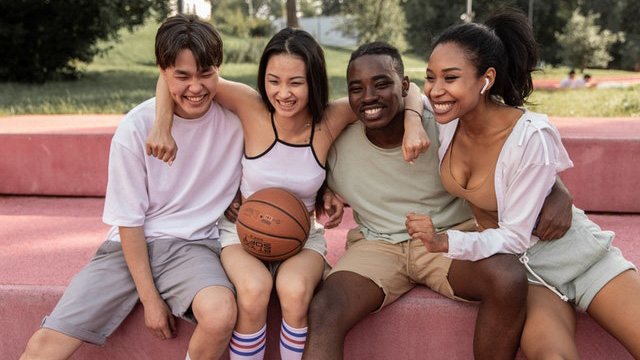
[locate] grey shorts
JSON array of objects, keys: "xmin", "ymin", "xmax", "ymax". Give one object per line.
[
  {"xmin": 218, "ymin": 215, "xmax": 327, "ymax": 260},
  {"xmin": 42, "ymin": 238, "xmax": 233, "ymax": 345},
  {"xmin": 524, "ymin": 207, "xmax": 636, "ymax": 311}
]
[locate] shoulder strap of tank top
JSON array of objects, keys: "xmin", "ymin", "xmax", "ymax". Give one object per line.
[
  {"xmin": 270, "ymin": 112, "xmax": 279, "ymax": 140},
  {"xmin": 308, "ymin": 119, "xmax": 316, "ymax": 145}
]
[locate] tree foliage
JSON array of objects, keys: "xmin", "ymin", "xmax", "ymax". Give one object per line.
[
  {"xmin": 555, "ymin": 8, "xmax": 624, "ymax": 70},
  {"xmin": 0, "ymin": 0, "xmax": 169, "ymax": 83},
  {"xmin": 400, "ymin": 0, "xmax": 635, "ymax": 69},
  {"xmin": 338, "ymin": 0, "xmax": 408, "ymax": 52}
]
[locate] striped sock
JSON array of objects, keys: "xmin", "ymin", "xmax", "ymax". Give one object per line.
[
  {"xmin": 229, "ymin": 325, "xmax": 267, "ymax": 360},
  {"xmin": 279, "ymin": 320, "xmax": 307, "ymax": 360}
]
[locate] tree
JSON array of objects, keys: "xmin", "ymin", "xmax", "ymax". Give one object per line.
[
  {"xmin": 321, "ymin": 0, "xmax": 343, "ymax": 15},
  {"xmin": 555, "ymin": 8, "xmax": 624, "ymax": 70},
  {"xmin": 339, "ymin": 0, "xmax": 408, "ymax": 52},
  {"xmin": 287, "ymin": 0, "xmax": 299, "ymax": 27},
  {"xmin": 0, "ymin": 0, "xmax": 168, "ymax": 83}
]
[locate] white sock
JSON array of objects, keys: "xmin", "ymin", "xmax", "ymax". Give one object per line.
[
  {"xmin": 279, "ymin": 319, "xmax": 307, "ymax": 360},
  {"xmin": 229, "ymin": 325, "xmax": 267, "ymax": 360}
]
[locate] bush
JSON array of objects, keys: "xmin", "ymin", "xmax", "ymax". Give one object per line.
[
  {"xmin": 0, "ymin": 0, "xmax": 167, "ymax": 83},
  {"xmin": 223, "ymin": 36, "xmax": 270, "ymax": 64}
]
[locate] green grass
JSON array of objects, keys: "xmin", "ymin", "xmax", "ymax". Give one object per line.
[
  {"xmin": 528, "ymin": 86, "xmax": 640, "ymax": 117},
  {"xmin": 1, "ymin": 20, "xmax": 638, "ymax": 117}
]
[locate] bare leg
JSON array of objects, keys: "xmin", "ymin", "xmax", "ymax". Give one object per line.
[
  {"xmin": 276, "ymin": 249, "xmax": 325, "ymax": 328},
  {"xmin": 587, "ymin": 270, "xmax": 640, "ymax": 358},
  {"xmin": 221, "ymin": 244, "xmax": 273, "ymax": 333},
  {"xmin": 520, "ymin": 285, "xmax": 579, "ymax": 360},
  {"xmin": 19, "ymin": 329, "xmax": 83, "ymax": 360},
  {"xmin": 188, "ymin": 285, "xmax": 237, "ymax": 360},
  {"xmin": 302, "ymin": 271, "xmax": 385, "ymax": 360},
  {"xmin": 448, "ymin": 254, "xmax": 528, "ymax": 360}
]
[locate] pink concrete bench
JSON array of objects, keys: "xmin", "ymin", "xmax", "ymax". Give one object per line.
[
  {"xmin": 1, "ymin": 114, "xmax": 639, "ymax": 358},
  {"xmin": 1, "ymin": 196, "xmax": 638, "ymax": 359},
  {"xmin": 1, "ymin": 115, "xmax": 639, "ymax": 212}
]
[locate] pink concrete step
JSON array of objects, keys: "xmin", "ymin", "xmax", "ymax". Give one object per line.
[
  {"xmin": 0, "ymin": 115, "xmax": 121, "ymax": 197},
  {"xmin": 554, "ymin": 117, "xmax": 640, "ymax": 213},
  {"xmin": 1, "ymin": 115, "xmax": 639, "ymax": 212},
  {"xmin": 1, "ymin": 196, "xmax": 638, "ymax": 359}
]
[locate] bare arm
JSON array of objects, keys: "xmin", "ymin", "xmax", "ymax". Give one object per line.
[
  {"xmin": 146, "ymin": 76, "xmax": 177, "ymax": 165},
  {"xmin": 533, "ymin": 177, "xmax": 573, "ymax": 241},
  {"xmin": 146, "ymin": 76, "xmax": 264, "ymax": 165},
  {"xmin": 402, "ymin": 82, "xmax": 429, "ymax": 164},
  {"xmin": 119, "ymin": 226, "xmax": 176, "ymax": 340},
  {"xmin": 321, "ymin": 83, "xmax": 429, "ymax": 155}
]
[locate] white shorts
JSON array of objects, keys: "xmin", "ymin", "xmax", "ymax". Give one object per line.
[{"xmin": 218, "ymin": 215, "xmax": 327, "ymax": 259}]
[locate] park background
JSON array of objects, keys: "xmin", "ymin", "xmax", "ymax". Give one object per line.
[{"xmin": 1, "ymin": 0, "xmax": 639, "ymax": 117}]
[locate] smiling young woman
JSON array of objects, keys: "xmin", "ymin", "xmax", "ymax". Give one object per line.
[{"xmin": 408, "ymin": 8, "xmax": 640, "ymax": 359}]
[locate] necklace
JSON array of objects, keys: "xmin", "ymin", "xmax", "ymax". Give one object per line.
[{"xmin": 274, "ymin": 114, "xmax": 311, "ymax": 133}]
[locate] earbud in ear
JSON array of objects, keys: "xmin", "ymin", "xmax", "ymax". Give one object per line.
[{"xmin": 480, "ymin": 78, "xmax": 490, "ymax": 95}]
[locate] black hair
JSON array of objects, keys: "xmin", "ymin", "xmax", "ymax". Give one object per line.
[
  {"xmin": 155, "ymin": 14, "xmax": 223, "ymax": 71},
  {"xmin": 347, "ymin": 41, "xmax": 405, "ymax": 78},
  {"xmin": 432, "ymin": 8, "xmax": 537, "ymax": 106},
  {"xmin": 257, "ymin": 27, "xmax": 328, "ymax": 124}
]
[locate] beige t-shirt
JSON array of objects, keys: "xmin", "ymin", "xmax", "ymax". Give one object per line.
[{"xmin": 327, "ymin": 110, "xmax": 472, "ymax": 244}]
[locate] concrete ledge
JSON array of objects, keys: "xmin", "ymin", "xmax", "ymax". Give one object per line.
[
  {"xmin": 1, "ymin": 197, "xmax": 637, "ymax": 359},
  {"xmin": 0, "ymin": 115, "xmax": 120, "ymax": 196},
  {"xmin": 553, "ymin": 117, "xmax": 640, "ymax": 213},
  {"xmin": 2, "ymin": 115, "xmax": 639, "ymax": 212}
]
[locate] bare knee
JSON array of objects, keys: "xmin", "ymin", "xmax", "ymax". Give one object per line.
[
  {"xmin": 308, "ymin": 285, "xmax": 348, "ymax": 329},
  {"xmin": 277, "ymin": 276, "xmax": 316, "ymax": 320},
  {"xmin": 478, "ymin": 255, "xmax": 528, "ymax": 305},
  {"xmin": 524, "ymin": 347, "xmax": 578, "ymax": 360},
  {"xmin": 21, "ymin": 328, "xmax": 83, "ymax": 360},
  {"xmin": 236, "ymin": 275, "xmax": 272, "ymax": 320},
  {"xmin": 193, "ymin": 288, "xmax": 237, "ymax": 337}
]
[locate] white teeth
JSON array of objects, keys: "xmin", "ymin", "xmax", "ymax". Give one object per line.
[
  {"xmin": 279, "ymin": 100, "xmax": 295, "ymax": 108},
  {"xmin": 433, "ymin": 103, "xmax": 453, "ymax": 112},
  {"xmin": 186, "ymin": 95, "xmax": 205, "ymax": 102},
  {"xmin": 364, "ymin": 108, "xmax": 381, "ymax": 116}
]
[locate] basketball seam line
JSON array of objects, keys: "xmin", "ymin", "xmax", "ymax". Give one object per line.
[
  {"xmin": 236, "ymin": 219, "xmax": 305, "ymax": 242},
  {"xmin": 243, "ymin": 199, "xmax": 310, "ymax": 237}
]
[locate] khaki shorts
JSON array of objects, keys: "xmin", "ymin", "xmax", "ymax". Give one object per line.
[
  {"xmin": 42, "ymin": 238, "xmax": 232, "ymax": 345},
  {"xmin": 329, "ymin": 219, "xmax": 477, "ymax": 310}
]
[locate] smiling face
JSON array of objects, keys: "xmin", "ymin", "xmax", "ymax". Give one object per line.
[
  {"xmin": 424, "ymin": 42, "xmax": 488, "ymax": 124},
  {"xmin": 161, "ymin": 48, "xmax": 218, "ymax": 119},
  {"xmin": 264, "ymin": 53, "xmax": 310, "ymax": 120},
  {"xmin": 347, "ymin": 54, "xmax": 408, "ymax": 130}
]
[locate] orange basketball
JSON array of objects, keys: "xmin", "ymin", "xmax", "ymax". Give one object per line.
[{"xmin": 236, "ymin": 188, "xmax": 311, "ymax": 261}]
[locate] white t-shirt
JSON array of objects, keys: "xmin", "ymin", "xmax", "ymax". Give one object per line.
[{"xmin": 103, "ymin": 98, "xmax": 244, "ymax": 243}]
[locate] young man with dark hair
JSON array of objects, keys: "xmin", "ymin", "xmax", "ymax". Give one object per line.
[
  {"xmin": 19, "ymin": 15, "xmax": 243, "ymax": 360},
  {"xmin": 303, "ymin": 42, "xmax": 573, "ymax": 360}
]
